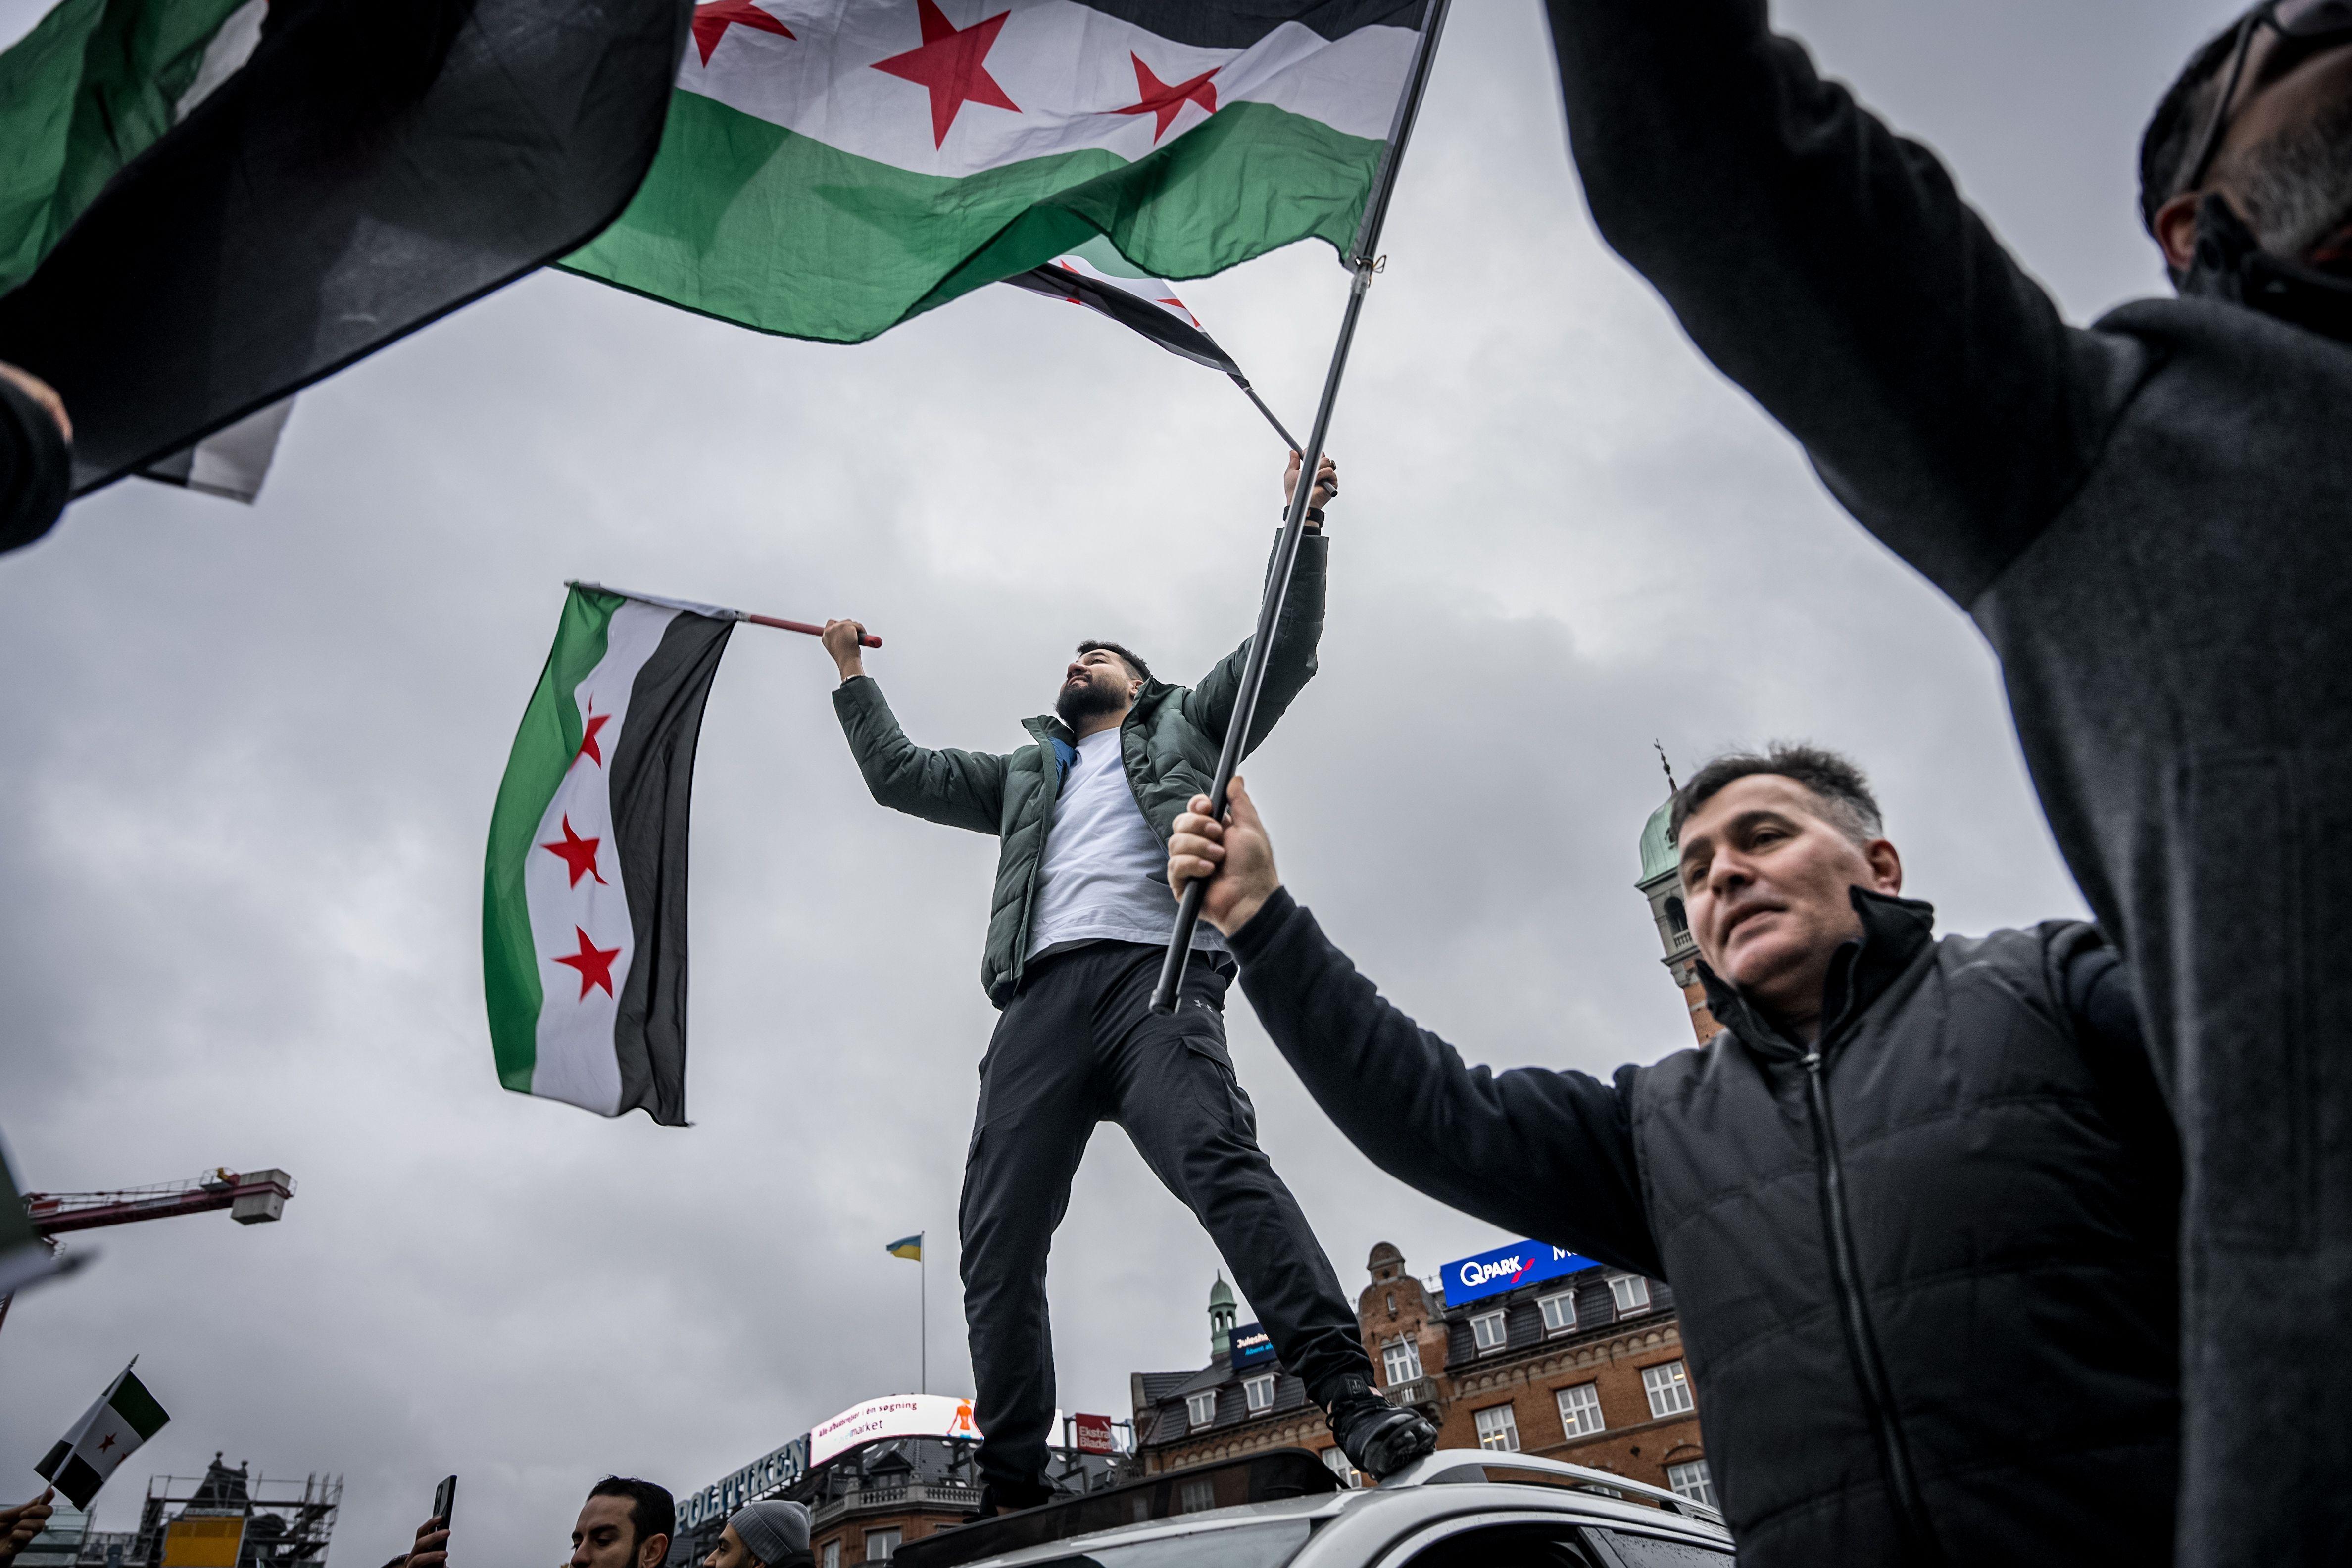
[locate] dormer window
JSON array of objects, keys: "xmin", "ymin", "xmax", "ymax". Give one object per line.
[
  {"xmin": 1471, "ymin": 1308, "xmax": 1509, "ymax": 1353},
  {"xmin": 1243, "ymin": 1372, "xmax": 1275, "ymax": 1413},
  {"xmin": 1610, "ymin": 1275, "xmax": 1653, "ymax": 1316},
  {"xmin": 1185, "ymin": 1390, "xmax": 1218, "ymax": 1430}
]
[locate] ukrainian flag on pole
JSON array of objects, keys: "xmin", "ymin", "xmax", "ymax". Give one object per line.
[{"xmin": 886, "ymin": 1234, "xmax": 922, "ymax": 1261}]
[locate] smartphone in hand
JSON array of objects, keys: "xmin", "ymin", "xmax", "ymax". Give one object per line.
[{"xmin": 431, "ymin": 1475, "xmax": 457, "ymax": 1532}]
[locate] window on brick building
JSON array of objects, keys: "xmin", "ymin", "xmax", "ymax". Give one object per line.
[
  {"xmin": 1555, "ymin": 1380, "xmax": 1605, "ymax": 1437},
  {"xmin": 1186, "ymin": 1390, "xmax": 1219, "ymax": 1430},
  {"xmin": 1666, "ymin": 1458, "xmax": 1715, "ymax": 1507},
  {"xmin": 1471, "ymin": 1308, "xmax": 1509, "ymax": 1353},
  {"xmin": 1382, "ymin": 1336, "xmax": 1423, "ymax": 1385},
  {"xmin": 1244, "ymin": 1372, "xmax": 1276, "ymax": 1413},
  {"xmin": 1177, "ymin": 1477, "xmax": 1217, "ymax": 1515},
  {"xmin": 1320, "ymin": 1446, "xmax": 1362, "ymax": 1489},
  {"xmin": 821, "ymin": 1543, "xmax": 840, "ymax": 1568},
  {"xmin": 1643, "ymin": 1360, "xmax": 1695, "ymax": 1418},
  {"xmin": 862, "ymin": 1528, "xmax": 899, "ymax": 1562},
  {"xmin": 1611, "ymin": 1274, "xmax": 1653, "ymax": 1315},
  {"xmin": 1473, "ymin": 1403, "xmax": 1521, "ymax": 1452},
  {"xmin": 1539, "ymin": 1291, "xmax": 1577, "ymax": 1335}
]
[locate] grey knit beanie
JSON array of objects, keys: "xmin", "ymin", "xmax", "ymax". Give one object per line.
[{"xmin": 728, "ymin": 1500, "xmax": 811, "ymax": 1568}]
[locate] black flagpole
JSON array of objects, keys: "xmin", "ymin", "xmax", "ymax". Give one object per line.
[{"xmin": 1151, "ymin": 0, "xmax": 1454, "ymax": 1015}]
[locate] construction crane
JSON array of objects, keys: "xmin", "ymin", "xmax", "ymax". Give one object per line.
[{"xmin": 0, "ymin": 1168, "xmax": 295, "ymax": 1334}]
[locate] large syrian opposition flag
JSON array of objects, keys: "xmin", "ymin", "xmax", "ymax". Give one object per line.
[
  {"xmin": 0, "ymin": 0, "xmax": 690, "ymax": 504},
  {"xmin": 484, "ymin": 587, "xmax": 734, "ymax": 1125},
  {"xmin": 35, "ymin": 1364, "xmax": 169, "ymax": 1509},
  {"xmin": 563, "ymin": 0, "xmax": 1434, "ymax": 343}
]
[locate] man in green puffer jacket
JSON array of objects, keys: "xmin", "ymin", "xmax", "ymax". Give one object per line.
[{"xmin": 818, "ymin": 452, "xmax": 1434, "ymax": 1515}]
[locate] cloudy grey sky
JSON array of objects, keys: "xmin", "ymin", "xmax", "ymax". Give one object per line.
[{"xmin": 0, "ymin": 0, "xmax": 2234, "ymax": 1562}]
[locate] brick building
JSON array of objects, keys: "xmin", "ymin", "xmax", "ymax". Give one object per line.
[{"xmin": 1131, "ymin": 1246, "xmax": 1714, "ymax": 1509}]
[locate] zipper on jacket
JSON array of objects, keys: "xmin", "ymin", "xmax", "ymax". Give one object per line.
[{"xmin": 1802, "ymin": 1046, "xmax": 1939, "ymax": 1559}]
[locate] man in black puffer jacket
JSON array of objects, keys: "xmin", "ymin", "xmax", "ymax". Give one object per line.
[
  {"xmin": 1169, "ymin": 747, "xmax": 2179, "ymax": 1566},
  {"xmin": 1538, "ymin": 6, "xmax": 2352, "ymax": 1561}
]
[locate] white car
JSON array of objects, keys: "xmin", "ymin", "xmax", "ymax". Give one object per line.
[{"xmin": 896, "ymin": 1449, "xmax": 1731, "ymax": 1568}]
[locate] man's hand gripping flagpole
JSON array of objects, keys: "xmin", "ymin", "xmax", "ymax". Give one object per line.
[{"xmin": 1150, "ymin": 0, "xmax": 1454, "ymax": 1014}]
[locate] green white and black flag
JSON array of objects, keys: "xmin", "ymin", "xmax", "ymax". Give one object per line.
[
  {"xmin": 484, "ymin": 585, "xmax": 735, "ymax": 1125},
  {"xmin": 36, "ymin": 1364, "xmax": 170, "ymax": 1509}
]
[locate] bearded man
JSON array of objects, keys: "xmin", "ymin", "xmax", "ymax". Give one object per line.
[
  {"xmin": 817, "ymin": 451, "xmax": 1435, "ymax": 1515},
  {"xmin": 1537, "ymin": 2, "xmax": 2352, "ymax": 1560}
]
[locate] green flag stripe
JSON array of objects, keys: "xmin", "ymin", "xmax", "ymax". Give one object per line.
[
  {"xmin": 561, "ymin": 94, "xmax": 1383, "ymax": 345},
  {"xmin": 110, "ymin": 1369, "xmax": 169, "ymax": 1440},
  {"xmin": 483, "ymin": 588, "xmax": 623, "ymax": 1090},
  {"xmin": 0, "ymin": 0, "xmax": 251, "ymax": 294}
]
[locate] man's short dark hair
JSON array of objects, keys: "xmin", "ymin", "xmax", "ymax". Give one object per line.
[
  {"xmin": 588, "ymin": 1477, "xmax": 675, "ymax": 1551},
  {"xmin": 1076, "ymin": 639, "xmax": 1152, "ymax": 684},
  {"xmin": 1668, "ymin": 743, "xmax": 1885, "ymax": 849}
]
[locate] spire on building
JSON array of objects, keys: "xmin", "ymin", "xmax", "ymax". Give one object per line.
[
  {"xmin": 1637, "ymin": 760, "xmax": 1722, "ymax": 1045},
  {"xmin": 1208, "ymin": 1271, "xmax": 1237, "ymax": 1358}
]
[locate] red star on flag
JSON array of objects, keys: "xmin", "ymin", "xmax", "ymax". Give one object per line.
[
  {"xmin": 97, "ymin": 1433, "xmax": 118, "ymax": 1454},
  {"xmin": 1113, "ymin": 54, "xmax": 1218, "ymax": 142},
  {"xmin": 873, "ymin": 0, "xmax": 1020, "ymax": 148},
  {"xmin": 553, "ymin": 926, "xmax": 623, "ymax": 1000},
  {"xmin": 575, "ymin": 707, "xmax": 611, "ymax": 768},
  {"xmin": 691, "ymin": 0, "xmax": 794, "ymax": 68},
  {"xmin": 539, "ymin": 815, "xmax": 608, "ymax": 887}
]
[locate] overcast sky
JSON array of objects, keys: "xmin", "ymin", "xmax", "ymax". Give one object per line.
[{"xmin": 0, "ymin": 1, "xmax": 2235, "ymax": 1563}]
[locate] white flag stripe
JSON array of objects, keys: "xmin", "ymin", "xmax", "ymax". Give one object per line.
[
  {"xmin": 686, "ymin": 2, "xmax": 1416, "ymax": 179},
  {"xmin": 522, "ymin": 602, "xmax": 681, "ymax": 1113},
  {"xmin": 1050, "ymin": 253, "xmax": 1200, "ymax": 327}
]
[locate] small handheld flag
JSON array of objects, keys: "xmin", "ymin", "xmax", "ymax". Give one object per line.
[
  {"xmin": 35, "ymin": 1363, "xmax": 169, "ymax": 1508},
  {"xmin": 484, "ymin": 585, "xmax": 736, "ymax": 1124},
  {"xmin": 885, "ymin": 1234, "xmax": 922, "ymax": 1261}
]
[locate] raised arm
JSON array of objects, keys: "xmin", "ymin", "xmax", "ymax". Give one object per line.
[
  {"xmin": 1543, "ymin": 0, "xmax": 2147, "ymax": 606},
  {"xmin": 823, "ymin": 619, "xmax": 1008, "ymax": 835},
  {"xmin": 1185, "ymin": 452, "xmax": 1337, "ymax": 751},
  {"xmin": 1173, "ymin": 780, "xmax": 1663, "ymax": 1275}
]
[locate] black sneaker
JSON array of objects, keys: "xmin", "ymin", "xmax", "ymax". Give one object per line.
[{"xmin": 1322, "ymin": 1376, "xmax": 1438, "ymax": 1479}]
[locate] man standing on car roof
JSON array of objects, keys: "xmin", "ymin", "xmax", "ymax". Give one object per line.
[{"xmin": 817, "ymin": 451, "xmax": 1436, "ymax": 1517}]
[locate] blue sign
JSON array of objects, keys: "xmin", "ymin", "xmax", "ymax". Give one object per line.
[
  {"xmin": 1440, "ymin": 1239, "xmax": 1596, "ymax": 1306},
  {"xmin": 1229, "ymin": 1320, "xmax": 1276, "ymax": 1369}
]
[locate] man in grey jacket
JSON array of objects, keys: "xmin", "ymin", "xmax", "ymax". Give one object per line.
[
  {"xmin": 819, "ymin": 453, "xmax": 1433, "ymax": 1514},
  {"xmin": 1538, "ymin": 2, "xmax": 2352, "ymax": 1559}
]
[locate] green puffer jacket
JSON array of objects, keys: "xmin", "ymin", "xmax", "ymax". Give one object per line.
[{"xmin": 833, "ymin": 533, "xmax": 1328, "ymax": 1006}]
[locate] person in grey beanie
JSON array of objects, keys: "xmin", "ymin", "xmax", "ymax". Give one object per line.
[{"xmin": 705, "ymin": 1501, "xmax": 811, "ymax": 1568}]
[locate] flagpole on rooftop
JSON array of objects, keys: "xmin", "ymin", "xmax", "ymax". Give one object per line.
[{"xmin": 1151, "ymin": 0, "xmax": 1455, "ymax": 1015}]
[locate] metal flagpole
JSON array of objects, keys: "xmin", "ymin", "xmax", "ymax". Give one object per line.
[
  {"xmin": 1151, "ymin": 0, "xmax": 1454, "ymax": 1014},
  {"xmin": 920, "ymin": 1233, "xmax": 927, "ymax": 1395}
]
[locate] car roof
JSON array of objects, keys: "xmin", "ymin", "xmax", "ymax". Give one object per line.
[{"xmin": 895, "ymin": 1450, "xmax": 1728, "ymax": 1568}]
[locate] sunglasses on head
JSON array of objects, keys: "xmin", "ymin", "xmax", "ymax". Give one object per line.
[{"xmin": 2180, "ymin": 0, "xmax": 2352, "ymax": 197}]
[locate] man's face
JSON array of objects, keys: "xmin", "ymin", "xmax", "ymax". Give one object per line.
[
  {"xmin": 570, "ymin": 1497, "xmax": 663, "ymax": 1568},
  {"xmin": 2162, "ymin": 24, "xmax": 2352, "ymax": 268},
  {"xmin": 1054, "ymin": 649, "xmax": 1136, "ymax": 727},
  {"xmin": 1677, "ymin": 775, "xmax": 1902, "ymax": 1027},
  {"xmin": 701, "ymin": 1525, "xmax": 757, "ymax": 1568}
]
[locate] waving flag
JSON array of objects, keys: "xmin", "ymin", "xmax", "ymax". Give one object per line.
[
  {"xmin": 1001, "ymin": 235, "xmax": 1236, "ymax": 375},
  {"xmin": 36, "ymin": 1364, "xmax": 169, "ymax": 1509},
  {"xmin": 564, "ymin": 0, "xmax": 1435, "ymax": 343},
  {"xmin": 484, "ymin": 586, "xmax": 735, "ymax": 1125}
]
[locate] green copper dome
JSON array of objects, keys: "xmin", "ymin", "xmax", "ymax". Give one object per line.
[
  {"xmin": 1208, "ymin": 1272, "xmax": 1235, "ymax": 1309},
  {"xmin": 1638, "ymin": 795, "xmax": 1677, "ymax": 884}
]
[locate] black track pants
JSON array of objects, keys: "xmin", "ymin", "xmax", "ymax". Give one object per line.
[{"xmin": 959, "ymin": 939, "xmax": 1372, "ymax": 1493}]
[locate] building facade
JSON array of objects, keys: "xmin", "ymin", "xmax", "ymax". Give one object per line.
[{"xmin": 1133, "ymin": 1248, "xmax": 1713, "ymax": 1510}]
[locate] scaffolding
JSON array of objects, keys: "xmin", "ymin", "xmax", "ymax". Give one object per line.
[{"xmin": 130, "ymin": 1458, "xmax": 341, "ymax": 1568}]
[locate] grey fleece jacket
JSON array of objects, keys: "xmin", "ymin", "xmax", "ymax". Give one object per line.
[{"xmin": 1541, "ymin": 3, "xmax": 2352, "ymax": 1563}]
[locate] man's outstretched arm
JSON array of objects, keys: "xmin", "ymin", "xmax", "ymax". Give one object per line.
[
  {"xmin": 1171, "ymin": 779, "xmax": 1663, "ymax": 1277},
  {"xmin": 1185, "ymin": 452, "xmax": 1338, "ymax": 755},
  {"xmin": 1544, "ymin": 0, "xmax": 2145, "ymax": 606},
  {"xmin": 823, "ymin": 618, "xmax": 1009, "ymax": 835}
]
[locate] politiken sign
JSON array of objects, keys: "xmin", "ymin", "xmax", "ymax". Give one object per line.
[
  {"xmin": 1440, "ymin": 1238, "xmax": 1597, "ymax": 1306},
  {"xmin": 810, "ymin": 1394, "xmax": 981, "ymax": 1467}
]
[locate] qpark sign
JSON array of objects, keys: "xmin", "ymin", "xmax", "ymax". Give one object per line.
[{"xmin": 1440, "ymin": 1239, "xmax": 1597, "ymax": 1307}]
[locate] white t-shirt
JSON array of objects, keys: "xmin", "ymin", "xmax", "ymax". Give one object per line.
[{"xmin": 1026, "ymin": 727, "xmax": 1226, "ymax": 960}]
